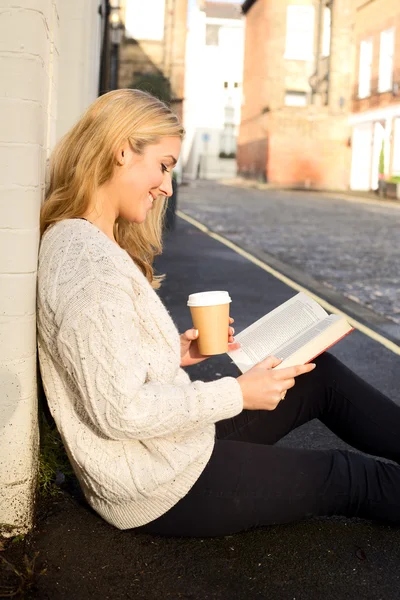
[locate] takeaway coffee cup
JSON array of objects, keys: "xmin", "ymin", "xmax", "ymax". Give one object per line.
[{"xmin": 187, "ymin": 291, "xmax": 232, "ymax": 355}]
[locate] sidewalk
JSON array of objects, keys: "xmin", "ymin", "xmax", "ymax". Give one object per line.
[
  {"xmin": 217, "ymin": 176, "xmax": 400, "ymax": 208},
  {"xmin": 2, "ymin": 217, "xmax": 399, "ymax": 600}
]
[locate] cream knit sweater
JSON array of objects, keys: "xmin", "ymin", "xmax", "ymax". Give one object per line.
[{"xmin": 37, "ymin": 219, "xmax": 243, "ymax": 529}]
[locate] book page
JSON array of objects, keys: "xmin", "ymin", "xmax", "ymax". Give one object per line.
[
  {"xmin": 274, "ymin": 314, "xmax": 341, "ymax": 361},
  {"xmin": 228, "ymin": 292, "xmax": 328, "ymax": 372}
]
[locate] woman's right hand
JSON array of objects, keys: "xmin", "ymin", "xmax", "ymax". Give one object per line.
[{"xmin": 237, "ymin": 356, "xmax": 316, "ymax": 411}]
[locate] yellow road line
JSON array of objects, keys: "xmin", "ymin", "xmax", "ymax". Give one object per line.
[{"xmin": 177, "ymin": 210, "xmax": 400, "ymax": 356}]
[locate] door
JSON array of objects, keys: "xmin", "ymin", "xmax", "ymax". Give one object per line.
[
  {"xmin": 371, "ymin": 121, "xmax": 385, "ymax": 191},
  {"xmin": 350, "ymin": 123, "xmax": 373, "ymax": 191}
]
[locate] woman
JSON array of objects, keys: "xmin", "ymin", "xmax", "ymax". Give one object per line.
[{"xmin": 38, "ymin": 89, "xmax": 400, "ymax": 537}]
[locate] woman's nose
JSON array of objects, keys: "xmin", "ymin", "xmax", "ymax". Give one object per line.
[{"xmin": 159, "ymin": 174, "xmax": 173, "ymax": 197}]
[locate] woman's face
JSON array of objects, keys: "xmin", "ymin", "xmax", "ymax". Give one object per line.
[{"xmin": 111, "ymin": 136, "xmax": 182, "ymax": 224}]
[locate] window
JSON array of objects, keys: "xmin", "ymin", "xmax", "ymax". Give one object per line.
[
  {"xmin": 206, "ymin": 24, "xmax": 220, "ymax": 46},
  {"xmin": 358, "ymin": 38, "xmax": 373, "ymax": 99},
  {"xmin": 285, "ymin": 91, "xmax": 307, "ymax": 107},
  {"xmin": 378, "ymin": 28, "xmax": 395, "ymax": 93},
  {"xmin": 284, "ymin": 5, "xmax": 315, "ymax": 61},
  {"xmin": 322, "ymin": 6, "xmax": 331, "ymax": 57}
]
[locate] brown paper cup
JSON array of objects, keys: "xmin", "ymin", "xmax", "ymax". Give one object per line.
[{"xmin": 188, "ymin": 291, "xmax": 231, "ymax": 355}]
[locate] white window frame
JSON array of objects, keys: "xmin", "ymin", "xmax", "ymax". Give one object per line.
[
  {"xmin": 378, "ymin": 28, "xmax": 395, "ymax": 93},
  {"xmin": 284, "ymin": 90, "xmax": 308, "ymax": 107},
  {"xmin": 321, "ymin": 6, "xmax": 331, "ymax": 57},
  {"xmin": 358, "ymin": 38, "xmax": 373, "ymax": 99},
  {"xmin": 284, "ymin": 5, "xmax": 315, "ymax": 61}
]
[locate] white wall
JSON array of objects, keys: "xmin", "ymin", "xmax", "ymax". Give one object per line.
[
  {"xmin": 0, "ymin": 0, "xmax": 102, "ymax": 536},
  {"xmin": 182, "ymin": 3, "xmax": 244, "ymax": 179}
]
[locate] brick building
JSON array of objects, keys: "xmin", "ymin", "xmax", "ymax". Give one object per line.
[
  {"xmin": 118, "ymin": 0, "xmax": 188, "ymax": 122},
  {"xmin": 350, "ymin": 0, "xmax": 400, "ymax": 193},
  {"xmin": 238, "ymin": 0, "xmax": 354, "ymax": 190}
]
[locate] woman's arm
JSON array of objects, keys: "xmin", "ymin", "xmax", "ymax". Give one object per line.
[{"xmin": 57, "ymin": 284, "xmax": 243, "ymax": 441}]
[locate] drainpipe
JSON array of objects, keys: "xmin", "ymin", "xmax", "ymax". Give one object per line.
[
  {"xmin": 310, "ymin": 0, "xmax": 324, "ymax": 104},
  {"xmin": 325, "ymin": 0, "xmax": 333, "ymax": 106},
  {"xmin": 98, "ymin": 0, "xmax": 111, "ymax": 95}
]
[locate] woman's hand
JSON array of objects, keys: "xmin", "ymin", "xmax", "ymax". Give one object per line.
[
  {"xmin": 237, "ymin": 355, "xmax": 316, "ymax": 410},
  {"xmin": 180, "ymin": 317, "xmax": 240, "ymax": 367}
]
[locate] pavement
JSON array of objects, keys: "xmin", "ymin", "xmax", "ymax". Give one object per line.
[
  {"xmin": 2, "ymin": 214, "xmax": 400, "ymax": 600},
  {"xmin": 178, "ymin": 180, "xmax": 400, "ymax": 342},
  {"xmin": 218, "ymin": 177, "xmax": 400, "ymax": 207}
]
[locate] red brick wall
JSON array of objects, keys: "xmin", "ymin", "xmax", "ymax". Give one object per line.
[
  {"xmin": 353, "ymin": 0, "xmax": 400, "ymax": 113},
  {"xmin": 239, "ymin": 0, "xmax": 353, "ymax": 190},
  {"xmin": 267, "ymin": 113, "xmax": 351, "ymax": 189},
  {"xmin": 237, "ymin": 138, "xmax": 268, "ymax": 180}
]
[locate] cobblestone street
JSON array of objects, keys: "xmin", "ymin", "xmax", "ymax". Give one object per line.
[{"xmin": 178, "ymin": 181, "xmax": 400, "ymax": 333}]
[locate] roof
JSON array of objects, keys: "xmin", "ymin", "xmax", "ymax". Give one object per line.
[
  {"xmin": 241, "ymin": 0, "xmax": 257, "ymax": 15},
  {"xmin": 204, "ymin": 2, "xmax": 242, "ymax": 20}
]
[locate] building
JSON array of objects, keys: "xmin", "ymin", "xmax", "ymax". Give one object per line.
[
  {"xmin": 238, "ymin": 0, "xmax": 354, "ymax": 190},
  {"xmin": 350, "ymin": 0, "xmax": 400, "ymax": 193},
  {"xmin": 182, "ymin": 1, "xmax": 245, "ymax": 180},
  {"xmin": 118, "ymin": 0, "xmax": 188, "ymax": 123},
  {"xmin": 0, "ymin": 0, "xmax": 106, "ymax": 536}
]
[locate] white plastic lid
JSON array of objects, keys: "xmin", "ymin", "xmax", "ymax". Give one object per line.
[{"xmin": 187, "ymin": 291, "xmax": 232, "ymax": 307}]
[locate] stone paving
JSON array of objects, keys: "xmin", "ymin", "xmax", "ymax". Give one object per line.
[{"xmin": 178, "ymin": 180, "xmax": 400, "ymax": 331}]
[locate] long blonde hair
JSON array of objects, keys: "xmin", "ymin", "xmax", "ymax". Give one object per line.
[{"xmin": 41, "ymin": 89, "xmax": 184, "ymax": 288}]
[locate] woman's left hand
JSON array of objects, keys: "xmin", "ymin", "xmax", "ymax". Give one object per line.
[{"xmin": 180, "ymin": 317, "xmax": 240, "ymax": 367}]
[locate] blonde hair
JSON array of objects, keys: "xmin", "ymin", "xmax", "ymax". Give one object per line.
[{"xmin": 41, "ymin": 89, "xmax": 184, "ymax": 288}]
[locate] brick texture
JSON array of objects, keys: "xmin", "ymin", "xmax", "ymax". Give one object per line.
[
  {"xmin": 238, "ymin": 0, "xmax": 353, "ymax": 189},
  {"xmin": 352, "ymin": 0, "xmax": 400, "ymax": 114},
  {"xmin": 0, "ymin": 0, "xmax": 102, "ymax": 536}
]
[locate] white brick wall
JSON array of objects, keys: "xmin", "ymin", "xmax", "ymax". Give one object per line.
[{"xmin": 0, "ymin": 0, "xmax": 103, "ymax": 535}]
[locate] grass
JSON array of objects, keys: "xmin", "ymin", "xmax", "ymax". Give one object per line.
[
  {"xmin": 0, "ymin": 552, "xmax": 46, "ymax": 598},
  {"xmin": 38, "ymin": 418, "xmax": 74, "ymax": 498}
]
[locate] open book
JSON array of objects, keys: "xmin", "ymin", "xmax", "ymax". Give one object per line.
[{"xmin": 228, "ymin": 292, "xmax": 354, "ymax": 373}]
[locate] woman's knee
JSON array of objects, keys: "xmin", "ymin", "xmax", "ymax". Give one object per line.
[{"xmin": 314, "ymin": 352, "xmax": 343, "ymax": 374}]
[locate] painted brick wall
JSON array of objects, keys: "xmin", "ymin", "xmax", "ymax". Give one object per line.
[
  {"xmin": 0, "ymin": 0, "xmax": 102, "ymax": 536},
  {"xmin": 239, "ymin": 0, "xmax": 353, "ymax": 189},
  {"xmin": 0, "ymin": 0, "xmax": 59, "ymax": 535},
  {"xmin": 353, "ymin": 0, "xmax": 400, "ymax": 114}
]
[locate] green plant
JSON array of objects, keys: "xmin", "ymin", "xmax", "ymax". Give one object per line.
[
  {"xmin": 378, "ymin": 142, "xmax": 385, "ymax": 176},
  {"xmin": 38, "ymin": 419, "xmax": 73, "ymax": 498},
  {"xmin": 129, "ymin": 72, "xmax": 172, "ymax": 103},
  {"xmin": 11, "ymin": 535, "xmax": 25, "ymax": 544},
  {"xmin": 0, "ymin": 552, "xmax": 46, "ymax": 598},
  {"xmin": 386, "ymin": 175, "xmax": 400, "ymax": 183}
]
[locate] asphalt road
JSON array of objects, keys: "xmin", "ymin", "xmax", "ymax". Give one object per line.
[
  {"xmin": 178, "ymin": 181, "xmax": 400, "ymax": 343},
  {"xmin": 4, "ymin": 214, "xmax": 399, "ymax": 600}
]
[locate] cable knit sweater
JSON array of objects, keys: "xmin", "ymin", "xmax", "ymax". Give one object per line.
[{"xmin": 37, "ymin": 219, "xmax": 243, "ymax": 529}]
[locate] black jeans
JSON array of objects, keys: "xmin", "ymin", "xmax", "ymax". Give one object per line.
[{"xmin": 140, "ymin": 353, "xmax": 400, "ymax": 537}]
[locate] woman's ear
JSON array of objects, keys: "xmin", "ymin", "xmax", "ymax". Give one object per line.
[
  {"xmin": 115, "ymin": 150, "xmax": 125, "ymax": 167},
  {"xmin": 116, "ymin": 143, "xmax": 129, "ymax": 166}
]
